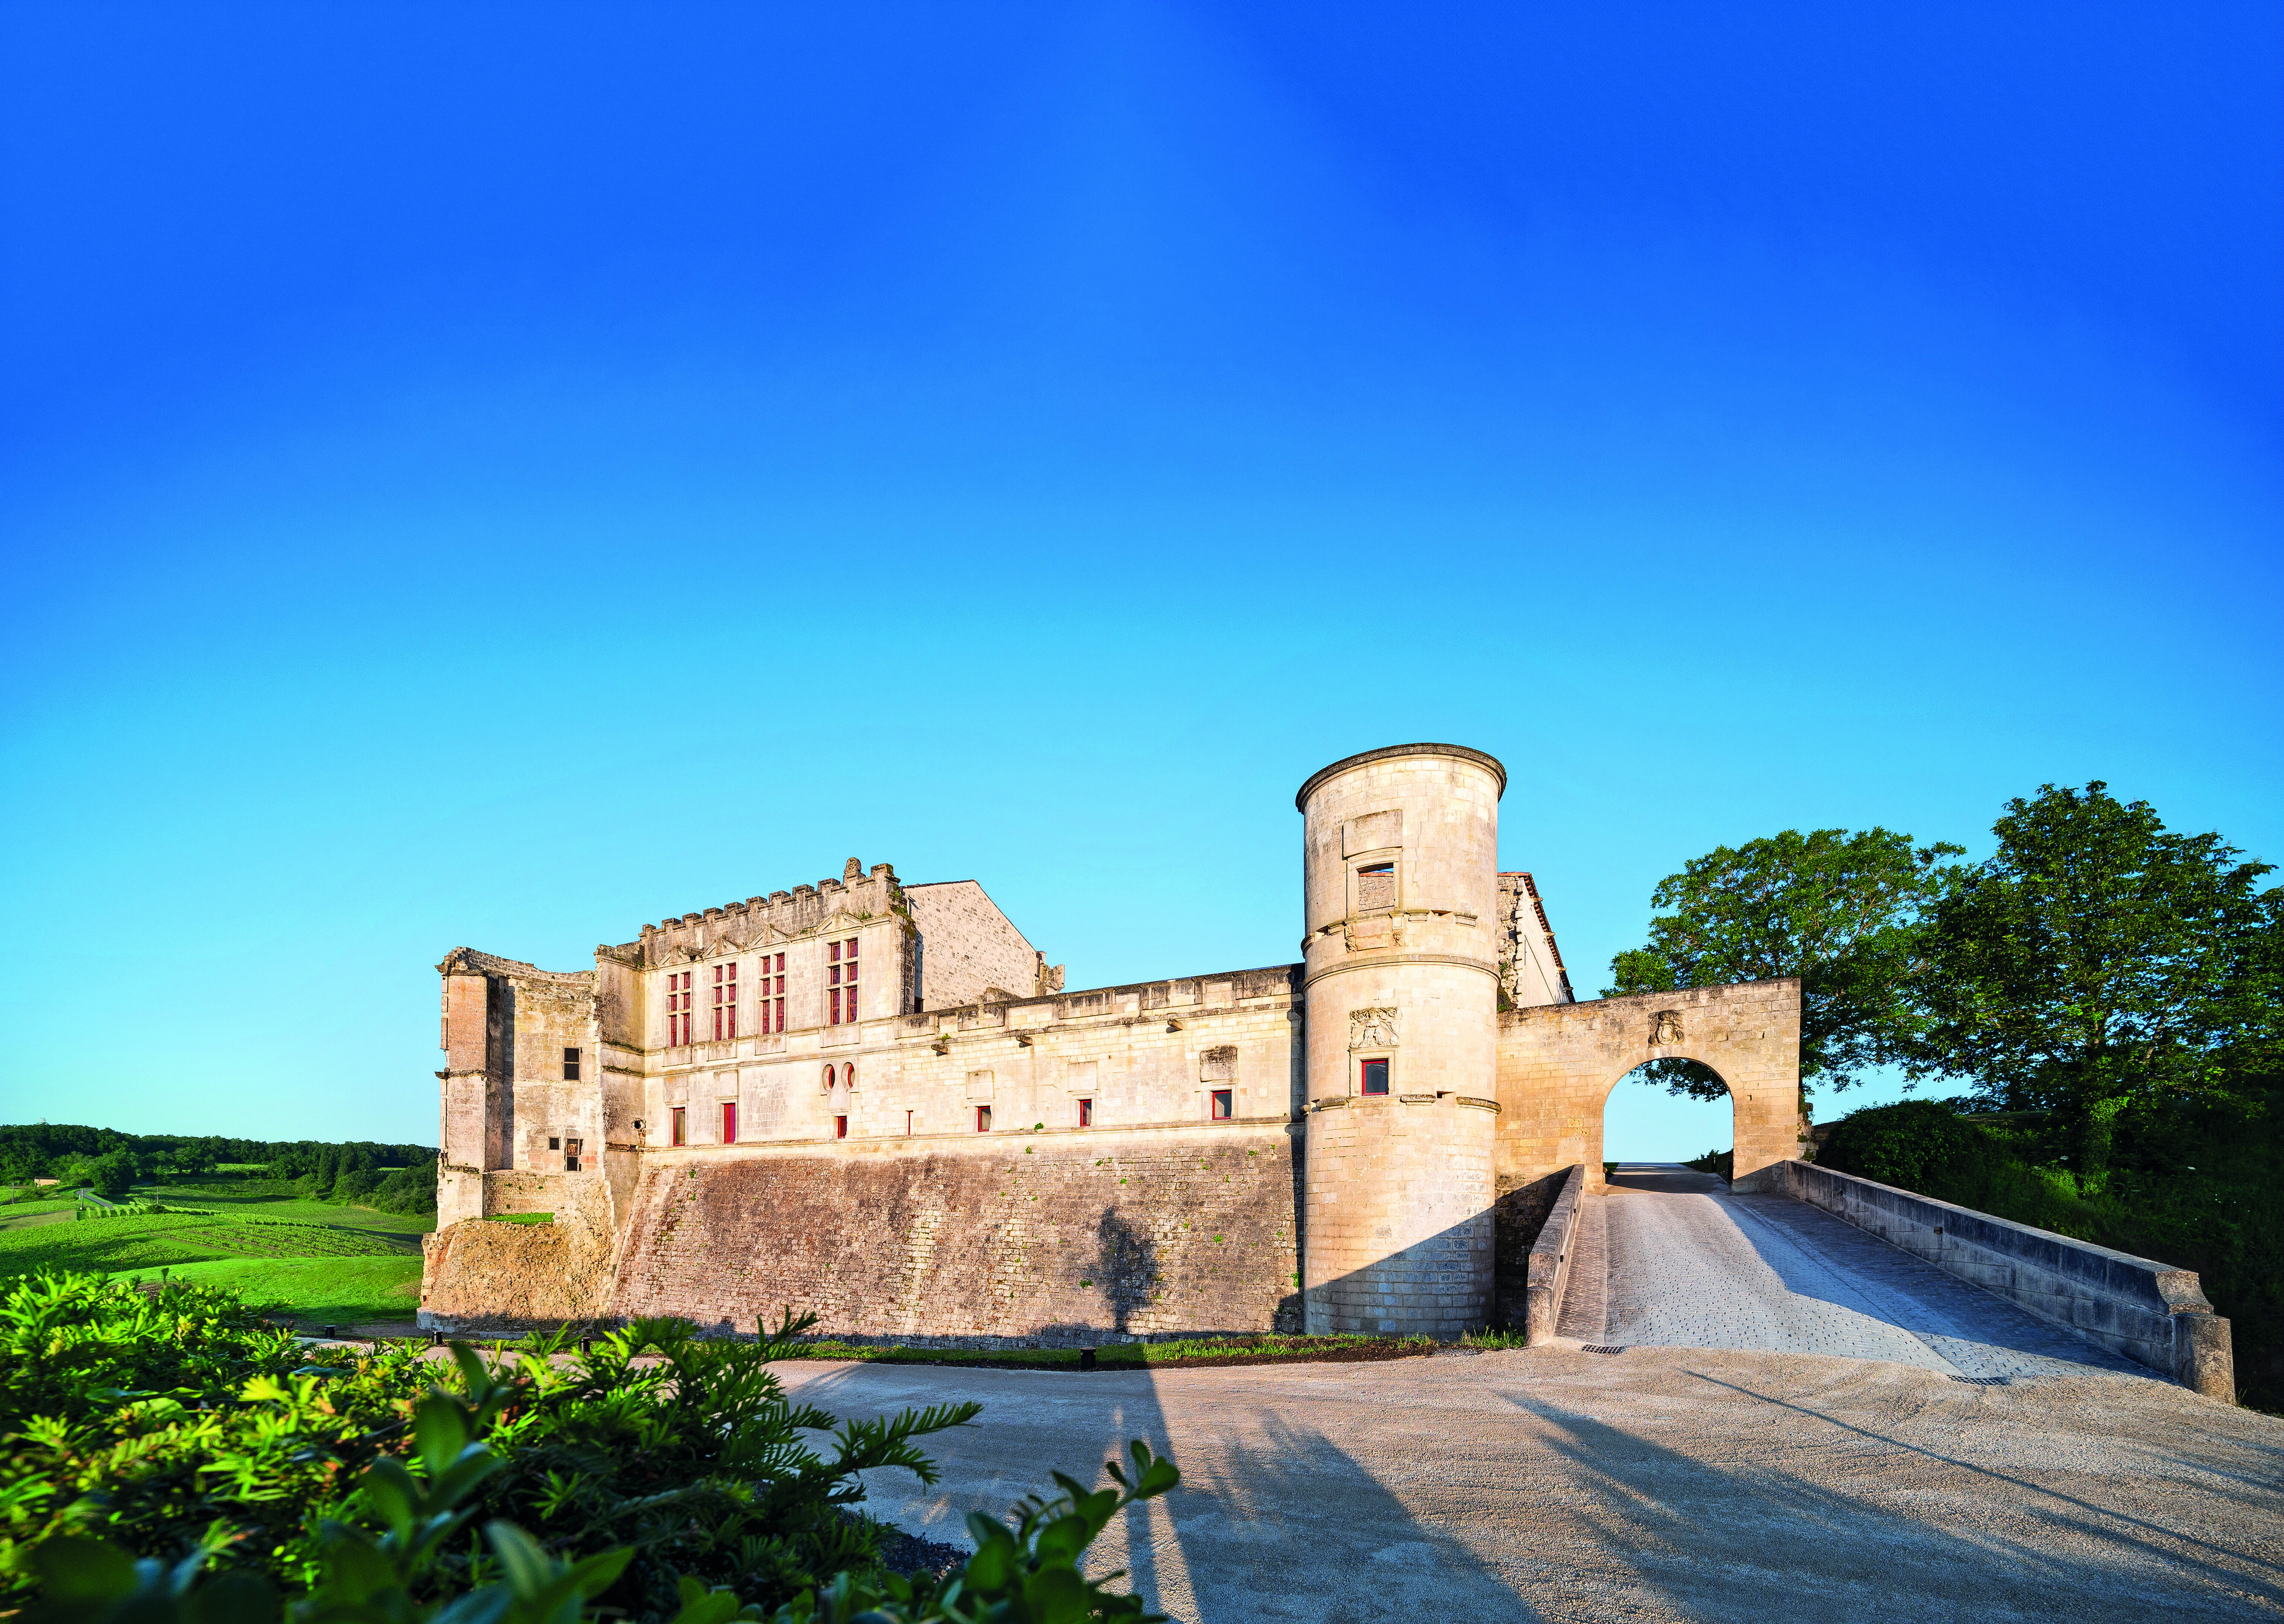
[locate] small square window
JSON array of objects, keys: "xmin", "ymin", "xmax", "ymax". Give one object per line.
[
  {"xmin": 1078, "ymin": 1098, "xmax": 1093, "ymax": 1128},
  {"xmin": 1357, "ymin": 862, "xmax": 1396, "ymax": 911},
  {"xmin": 976, "ymin": 1104, "xmax": 992, "ymax": 1133},
  {"xmin": 561, "ymin": 1047, "xmax": 580, "ymax": 1081},
  {"xmin": 1361, "ymin": 1058, "xmax": 1389, "ymax": 1095},
  {"xmin": 1211, "ymin": 1088, "xmax": 1233, "ymax": 1120},
  {"xmin": 547, "ymin": 1136, "xmax": 560, "ymax": 1150}
]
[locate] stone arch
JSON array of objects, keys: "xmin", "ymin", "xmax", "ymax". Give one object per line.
[
  {"xmin": 1493, "ymin": 979, "xmax": 1803, "ymax": 1195},
  {"xmin": 1600, "ymin": 1055, "xmax": 1737, "ymax": 1177}
]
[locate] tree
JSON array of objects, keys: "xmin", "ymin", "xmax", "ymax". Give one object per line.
[
  {"xmin": 1607, "ymin": 827, "xmax": 1964, "ymax": 1099},
  {"xmin": 88, "ymin": 1150, "xmax": 136, "ymax": 1200},
  {"xmin": 1909, "ymin": 781, "xmax": 2280, "ymax": 1181}
]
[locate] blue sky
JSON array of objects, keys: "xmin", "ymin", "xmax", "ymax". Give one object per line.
[{"xmin": 3, "ymin": 4, "xmax": 2278, "ymax": 1157}]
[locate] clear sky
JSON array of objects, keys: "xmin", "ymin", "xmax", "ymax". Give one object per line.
[{"xmin": 3, "ymin": 5, "xmax": 2278, "ymax": 1157}]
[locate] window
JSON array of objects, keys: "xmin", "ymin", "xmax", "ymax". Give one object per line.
[
  {"xmin": 759, "ymin": 953, "xmax": 787, "ymax": 1033},
  {"xmin": 671, "ymin": 1106, "xmax": 687, "ymax": 1146},
  {"xmin": 713, "ymin": 963, "xmax": 738, "ymax": 1040},
  {"xmin": 975, "ymin": 1104, "xmax": 992, "ymax": 1133},
  {"xmin": 722, "ymin": 1102, "xmax": 738, "ymax": 1143},
  {"xmin": 835, "ymin": 1115, "xmax": 848, "ymax": 1139},
  {"xmin": 822, "ymin": 1063, "xmax": 836, "ymax": 1095},
  {"xmin": 561, "ymin": 1047, "xmax": 580, "ymax": 1081},
  {"xmin": 547, "ymin": 1136, "xmax": 560, "ymax": 1150},
  {"xmin": 1357, "ymin": 862, "xmax": 1396, "ymax": 911},
  {"xmin": 666, "ymin": 971, "xmax": 694, "ymax": 1046},
  {"xmin": 1078, "ymin": 1098, "xmax": 1093, "ymax": 1128},
  {"xmin": 829, "ymin": 937, "xmax": 859, "ymax": 1024},
  {"xmin": 1211, "ymin": 1089, "xmax": 1233, "ymax": 1120},
  {"xmin": 1361, "ymin": 1057, "xmax": 1389, "ymax": 1096},
  {"xmin": 905, "ymin": 1109, "xmax": 914, "ymax": 1136},
  {"xmin": 564, "ymin": 1136, "xmax": 583, "ymax": 1172}
]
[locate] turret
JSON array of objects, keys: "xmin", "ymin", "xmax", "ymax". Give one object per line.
[{"xmin": 1297, "ymin": 744, "xmax": 1504, "ymax": 1335}]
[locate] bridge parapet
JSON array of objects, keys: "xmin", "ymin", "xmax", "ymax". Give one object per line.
[{"xmin": 1745, "ymin": 1158, "xmax": 2235, "ymax": 1401}]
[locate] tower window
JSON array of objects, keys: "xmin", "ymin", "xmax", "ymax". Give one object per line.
[
  {"xmin": 713, "ymin": 962, "xmax": 738, "ymax": 1040},
  {"xmin": 1357, "ymin": 863, "xmax": 1396, "ymax": 911},
  {"xmin": 671, "ymin": 1106, "xmax": 687, "ymax": 1146},
  {"xmin": 1211, "ymin": 1089, "xmax": 1233, "ymax": 1120},
  {"xmin": 561, "ymin": 1047, "xmax": 580, "ymax": 1081},
  {"xmin": 822, "ymin": 1063, "xmax": 836, "ymax": 1095},
  {"xmin": 829, "ymin": 937, "xmax": 860, "ymax": 1024},
  {"xmin": 835, "ymin": 1115, "xmax": 848, "ymax": 1139},
  {"xmin": 976, "ymin": 1105, "xmax": 992, "ymax": 1133},
  {"xmin": 1078, "ymin": 1098, "xmax": 1093, "ymax": 1128},
  {"xmin": 1360, "ymin": 1057, "xmax": 1389, "ymax": 1096}
]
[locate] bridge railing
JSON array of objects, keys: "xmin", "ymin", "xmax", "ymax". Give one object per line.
[
  {"xmin": 1524, "ymin": 1163, "xmax": 1585, "ymax": 1346},
  {"xmin": 1739, "ymin": 1158, "xmax": 2234, "ymax": 1402}
]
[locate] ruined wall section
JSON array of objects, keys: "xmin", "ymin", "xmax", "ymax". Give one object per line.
[
  {"xmin": 605, "ymin": 1125, "xmax": 1300, "ymax": 1341},
  {"xmin": 904, "ymin": 880, "xmax": 1061, "ymax": 1008},
  {"xmin": 1497, "ymin": 872, "xmax": 1575, "ymax": 1009}
]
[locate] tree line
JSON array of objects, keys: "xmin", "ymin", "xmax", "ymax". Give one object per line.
[
  {"xmin": 0, "ymin": 1124, "xmax": 437, "ymax": 1211},
  {"xmin": 1609, "ymin": 779, "xmax": 2282, "ymax": 1181}
]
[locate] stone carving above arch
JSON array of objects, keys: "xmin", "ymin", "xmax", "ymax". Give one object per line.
[{"xmin": 1650, "ymin": 1009, "xmax": 1684, "ymax": 1046}]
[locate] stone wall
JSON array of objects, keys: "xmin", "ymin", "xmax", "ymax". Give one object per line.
[
  {"xmin": 905, "ymin": 880, "xmax": 1058, "ymax": 1008},
  {"xmin": 604, "ymin": 1125, "xmax": 1301, "ymax": 1341},
  {"xmin": 1497, "ymin": 979, "xmax": 1804, "ymax": 1191}
]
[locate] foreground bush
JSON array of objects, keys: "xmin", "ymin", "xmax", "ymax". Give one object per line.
[{"xmin": 1, "ymin": 1270, "xmax": 1180, "ymax": 1620}]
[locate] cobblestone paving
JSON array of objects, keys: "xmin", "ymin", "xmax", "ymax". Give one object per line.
[{"xmin": 1591, "ymin": 1164, "xmax": 2149, "ymax": 1380}]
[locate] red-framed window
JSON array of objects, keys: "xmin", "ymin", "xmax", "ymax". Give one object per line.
[
  {"xmin": 835, "ymin": 1115, "xmax": 848, "ymax": 1139},
  {"xmin": 757, "ymin": 952, "xmax": 785, "ymax": 1032},
  {"xmin": 713, "ymin": 963, "xmax": 738, "ymax": 1040},
  {"xmin": 670, "ymin": 1107, "xmax": 687, "ymax": 1146},
  {"xmin": 665, "ymin": 971, "xmax": 694, "ymax": 1046},
  {"xmin": 1078, "ymin": 1098, "xmax": 1093, "ymax": 1128},
  {"xmin": 822, "ymin": 1062, "xmax": 836, "ymax": 1095},
  {"xmin": 722, "ymin": 1102, "xmax": 738, "ymax": 1143},
  {"xmin": 1360, "ymin": 1057, "xmax": 1389, "ymax": 1096},
  {"xmin": 975, "ymin": 1104, "xmax": 991, "ymax": 1133},
  {"xmin": 1211, "ymin": 1089, "xmax": 1233, "ymax": 1120},
  {"xmin": 905, "ymin": 1109, "xmax": 914, "ymax": 1136},
  {"xmin": 828, "ymin": 937, "xmax": 859, "ymax": 1024}
]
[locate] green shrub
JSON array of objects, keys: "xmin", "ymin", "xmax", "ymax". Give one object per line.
[
  {"xmin": 1815, "ymin": 1099, "xmax": 2001, "ymax": 1202},
  {"xmin": 1683, "ymin": 1148, "xmax": 1733, "ymax": 1180},
  {"xmin": 0, "ymin": 1270, "xmax": 1180, "ymax": 1621}
]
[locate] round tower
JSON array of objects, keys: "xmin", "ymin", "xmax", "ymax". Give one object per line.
[{"xmin": 1297, "ymin": 743, "xmax": 1504, "ymax": 1336}]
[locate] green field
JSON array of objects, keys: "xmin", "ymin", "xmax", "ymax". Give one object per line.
[{"xmin": 0, "ymin": 1173, "xmax": 430, "ymax": 1323}]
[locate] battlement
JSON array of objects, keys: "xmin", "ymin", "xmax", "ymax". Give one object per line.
[{"xmin": 612, "ymin": 858, "xmax": 906, "ymax": 969}]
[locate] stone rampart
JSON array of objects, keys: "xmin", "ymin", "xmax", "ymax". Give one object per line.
[
  {"xmin": 603, "ymin": 1124, "xmax": 1301, "ymax": 1341},
  {"xmin": 1752, "ymin": 1158, "xmax": 2235, "ymax": 1401}
]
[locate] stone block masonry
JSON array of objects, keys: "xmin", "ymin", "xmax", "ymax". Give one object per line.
[{"xmin": 604, "ymin": 1126, "xmax": 1300, "ymax": 1340}]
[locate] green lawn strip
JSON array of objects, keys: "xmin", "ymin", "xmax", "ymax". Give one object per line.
[
  {"xmin": 103, "ymin": 1255, "xmax": 424, "ymax": 1322},
  {"xmin": 775, "ymin": 1334, "xmax": 1437, "ymax": 1372},
  {"xmin": 144, "ymin": 1182, "xmax": 437, "ymax": 1234},
  {"xmin": 485, "ymin": 1212, "xmax": 553, "ymax": 1225}
]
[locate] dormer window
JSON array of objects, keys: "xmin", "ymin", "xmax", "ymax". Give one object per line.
[{"xmin": 1357, "ymin": 863, "xmax": 1396, "ymax": 911}]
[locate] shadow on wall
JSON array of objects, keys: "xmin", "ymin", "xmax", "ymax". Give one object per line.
[
  {"xmin": 1311, "ymin": 1211, "xmax": 1494, "ymax": 1337},
  {"xmin": 1501, "ymin": 1387, "xmax": 2284, "ymax": 1615},
  {"xmin": 1492, "ymin": 1170, "xmax": 1569, "ymax": 1329}
]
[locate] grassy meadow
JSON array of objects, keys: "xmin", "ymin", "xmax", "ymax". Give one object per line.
[{"xmin": 0, "ymin": 1171, "xmax": 429, "ymax": 1323}]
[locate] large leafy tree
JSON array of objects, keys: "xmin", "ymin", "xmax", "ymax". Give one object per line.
[
  {"xmin": 1607, "ymin": 827, "xmax": 1963, "ymax": 1100},
  {"xmin": 1909, "ymin": 781, "xmax": 2280, "ymax": 1180}
]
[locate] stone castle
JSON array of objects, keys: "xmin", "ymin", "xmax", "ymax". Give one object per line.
[{"xmin": 421, "ymin": 743, "xmax": 1802, "ymax": 1340}]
